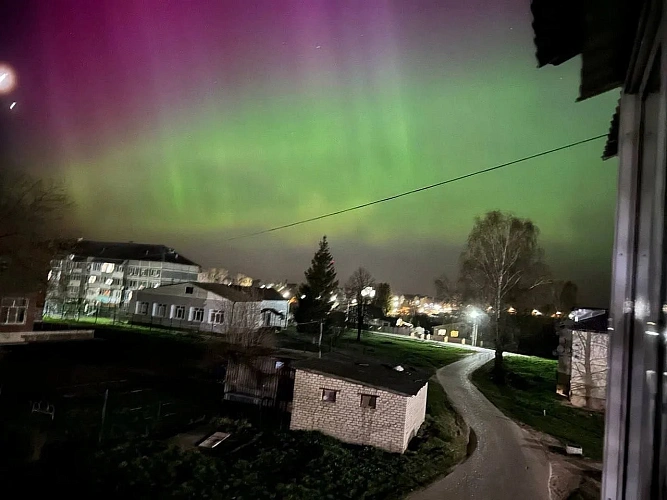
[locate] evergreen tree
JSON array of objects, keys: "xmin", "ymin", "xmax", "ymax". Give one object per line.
[{"xmin": 294, "ymin": 236, "xmax": 339, "ymax": 330}]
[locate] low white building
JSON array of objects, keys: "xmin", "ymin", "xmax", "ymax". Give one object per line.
[
  {"xmin": 290, "ymin": 359, "xmax": 429, "ymax": 453},
  {"xmin": 129, "ymin": 282, "xmax": 289, "ymax": 333},
  {"xmin": 228, "ymin": 285, "xmax": 289, "ymax": 328}
]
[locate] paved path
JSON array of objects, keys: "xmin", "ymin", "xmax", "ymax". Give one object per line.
[{"xmin": 409, "ymin": 353, "xmax": 551, "ymax": 500}]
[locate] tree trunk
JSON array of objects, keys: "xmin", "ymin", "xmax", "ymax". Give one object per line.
[
  {"xmin": 493, "ymin": 291, "xmax": 504, "ymax": 381},
  {"xmin": 356, "ymin": 299, "xmax": 363, "ymax": 341}
]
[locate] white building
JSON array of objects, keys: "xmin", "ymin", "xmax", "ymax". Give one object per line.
[
  {"xmin": 45, "ymin": 240, "xmax": 200, "ymax": 315},
  {"xmin": 129, "ymin": 282, "xmax": 289, "ymax": 333},
  {"xmin": 290, "ymin": 359, "xmax": 429, "ymax": 453}
]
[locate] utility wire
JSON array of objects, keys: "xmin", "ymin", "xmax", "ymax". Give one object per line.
[{"xmin": 227, "ymin": 134, "xmax": 608, "ymax": 241}]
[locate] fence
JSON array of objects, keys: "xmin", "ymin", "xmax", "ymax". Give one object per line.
[{"xmin": 43, "ymin": 303, "xmax": 223, "ymax": 335}]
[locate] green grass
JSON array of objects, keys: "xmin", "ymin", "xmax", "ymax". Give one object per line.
[
  {"xmin": 279, "ymin": 328, "xmax": 470, "ymax": 374},
  {"xmin": 472, "ymin": 356, "xmax": 605, "ymax": 459},
  {"xmin": 19, "ymin": 379, "xmax": 466, "ymax": 499}
]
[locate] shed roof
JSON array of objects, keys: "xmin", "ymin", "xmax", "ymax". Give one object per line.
[{"xmin": 293, "ymin": 359, "xmax": 429, "ymax": 396}]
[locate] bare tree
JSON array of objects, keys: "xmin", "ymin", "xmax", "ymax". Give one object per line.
[
  {"xmin": 345, "ymin": 267, "xmax": 375, "ymax": 341},
  {"xmin": 218, "ymin": 288, "xmax": 275, "ymax": 348},
  {"xmin": 459, "ymin": 211, "xmax": 549, "ymax": 377},
  {"xmin": 434, "ymin": 274, "xmax": 461, "ymax": 306},
  {"xmin": 0, "ymin": 170, "xmax": 73, "ymax": 294},
  {"xmin": 198, "ymin": 267, "xmax": 230, "ymax": 284}
]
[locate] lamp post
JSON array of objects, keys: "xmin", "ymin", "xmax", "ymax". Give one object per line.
[
  {"xmin": 468, "ymin": 308, "xmax": 481, "ymax": 347},
  {"xmin": 357, "ymin": 287, "xmax": 375, "ymax": 340}
]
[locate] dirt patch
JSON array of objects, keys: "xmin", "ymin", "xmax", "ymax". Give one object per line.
[{"xmin": 517, "ymin": 423, "xmax": 602, "ymax": 500}]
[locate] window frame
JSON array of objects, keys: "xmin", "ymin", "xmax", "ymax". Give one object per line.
[
  {"xmin": 209, "ymin": 309, "xmax": 224, "ymax": 324},
  {"xmin": 360, "ymin": 394, "xmax": 377, "ymax": 409},
  {"xmin": 172, "ymin": 305, "xmax": 186, "ymax": 320},
  {"xmin": 190, "ymin": 307, "xmax": 204, "ymax": 322},
  {"xmin": 321, "ymin": 389, "xmax": 337, "ymax": 403},
  {"xmin": 0, "ymin": 297, "xmax": 29, "ymax": 325}
]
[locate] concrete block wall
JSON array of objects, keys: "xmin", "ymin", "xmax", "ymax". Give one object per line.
[
  {"xmin": 290, "ymin": 370, "xmax": 415, "ymax": 453},
  {"xmin": 403, "ymin": 383, "xmax": 428, "ymax": 450}
]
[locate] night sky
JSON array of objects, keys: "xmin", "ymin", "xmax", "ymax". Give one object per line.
[{"xmin": 1, "ymin": 1, "xmax": 619, "ymax": 306}]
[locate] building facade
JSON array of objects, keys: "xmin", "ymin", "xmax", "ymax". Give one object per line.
[
  {"xmin": 45, "ymin": 240, "xmax": 200, "ymax": 316},
  {"xmin": 129, "ymin": 282, "xmax": 289, "ymax": 333},
  {"xmin": 290, "ymin": 360, "xmax": 428, "ymax": 453}
]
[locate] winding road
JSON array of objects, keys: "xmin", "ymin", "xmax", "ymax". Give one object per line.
[{"xmin": 409, "ymin": 352, "xmax": 551, "ymax": 500}]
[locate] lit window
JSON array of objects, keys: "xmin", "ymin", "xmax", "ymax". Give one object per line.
[
  {"xmin": 0, "ymin": 297, "xmax": 28, "ymax": 325},
  {"xmin": 88, "ymin": 275, "xmax": 97, "ymax": 284},
  {"xmin": 321, "ymin": 389, "xmax": 337, "ymax": 403},
  {"xmin": 190, "ymin": 307, "xmax": 204, "ymax": 322},
  {"xmin": 209, "ymin": 310, "xmax": 224, "ymax": 324},
  {"xmin": 172, "ymin": 305, "xmax": 186, "ymax": 320},
  {"xmin": 360, "ymin": 394, "xmax": 377, "ymax": 409},
  {"xmin": 100, "ymin": 263, "xmax": 115, "ymax": 273},
  {"xmin": 136, "ymin": 302, "xmax": 149, "ymax": 315}
]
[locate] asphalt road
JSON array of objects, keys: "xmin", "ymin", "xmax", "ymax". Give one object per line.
[{"xmin": 409, "ymin": 352, "xmax": 551, "ymax": 500}]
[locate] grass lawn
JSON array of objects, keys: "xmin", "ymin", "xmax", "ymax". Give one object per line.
[
  {"xmin": 279, "ymin": 328, "xmax": 470, "ymax": 374},
  {"xmin": 19, "ymin": 379, "xmax": 466, "ymax": 499},
  {"xmin": 472, "ymin": 356, "xmax": 605, "ymax": 460}
]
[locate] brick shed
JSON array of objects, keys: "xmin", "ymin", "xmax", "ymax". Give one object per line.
[{"xmin": 290, "ymin": 359, "xmax": 429, "ymax": 453}]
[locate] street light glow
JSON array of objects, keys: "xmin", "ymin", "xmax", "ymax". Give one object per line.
[{"xmin": 9, "ymin": 101, "xmax": 16, "ymax": 110}]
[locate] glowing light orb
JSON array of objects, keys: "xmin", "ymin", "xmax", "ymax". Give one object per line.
[{"xmin": 0, "ymin": 63, "xmax": 17, "ymax": 95}]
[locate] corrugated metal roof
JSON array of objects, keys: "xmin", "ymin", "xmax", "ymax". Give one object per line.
[
  {"xmin": 531, "ymin": 0, "xmax": 642, "ymax": 159},
  {"xmin": 531, "ymin": 0, "xmax": 638, "ymax": 101},
  {"xmin": 603, "ymin": 104, "xmax": 620, "ymax": 159}
]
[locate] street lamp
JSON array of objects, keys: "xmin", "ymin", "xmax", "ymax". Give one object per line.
[{"xmin": 467, "ymin": 307, "xmax": 482, "ymax": 347}]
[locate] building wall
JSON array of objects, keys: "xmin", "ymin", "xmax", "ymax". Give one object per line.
[
  {"xmin": 260, "ymin": 299, "xmax": 289, "ymax": 328},
  {"xmin": 45, "ymin": 257, "xmax": 199, "ymax": 313},
  {"xmin": 570, "ymin": 330, "xmax": 608, "ymax": 410},
  {"xmin": 403, "ymin": 383, "xmax": 428, "ymax": 450},
  {"xmin": 129, "ymin": 284, "xmax": 262, "ymax": 334},
  {"xmin": 290, "ymin": 370, "xmax": 419, "ymax": 453}
]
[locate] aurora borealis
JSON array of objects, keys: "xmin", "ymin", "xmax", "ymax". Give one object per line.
[{"xmin": 2, "ymin": 1, "xmax": 619, "ymax": 305}]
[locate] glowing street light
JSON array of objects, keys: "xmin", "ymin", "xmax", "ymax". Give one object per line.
[
  {"xmin": 467, "ymin": 307, "xmax": 483, "ymax": 347},
  {"xmin": 0, "ymin": 63, "xmax": 17, "ymax": 95}
]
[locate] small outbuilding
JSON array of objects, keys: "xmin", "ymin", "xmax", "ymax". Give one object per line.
[{"xmin": 290, "ymin": 359, "xmax": 429, "ymax": 453}]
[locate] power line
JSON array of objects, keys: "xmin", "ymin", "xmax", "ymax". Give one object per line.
[{"xmin": 227, "ymin": 134, "xmax": 608, "ymax": 241}]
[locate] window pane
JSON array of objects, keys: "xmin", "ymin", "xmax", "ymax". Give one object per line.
[
  {"xmin": 322, "ymin": 389, "xmax": 336, "ymax": 402},
  {"xmin": 361, "ymin": 394, "xmax": 377, "ymax": 409}
]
